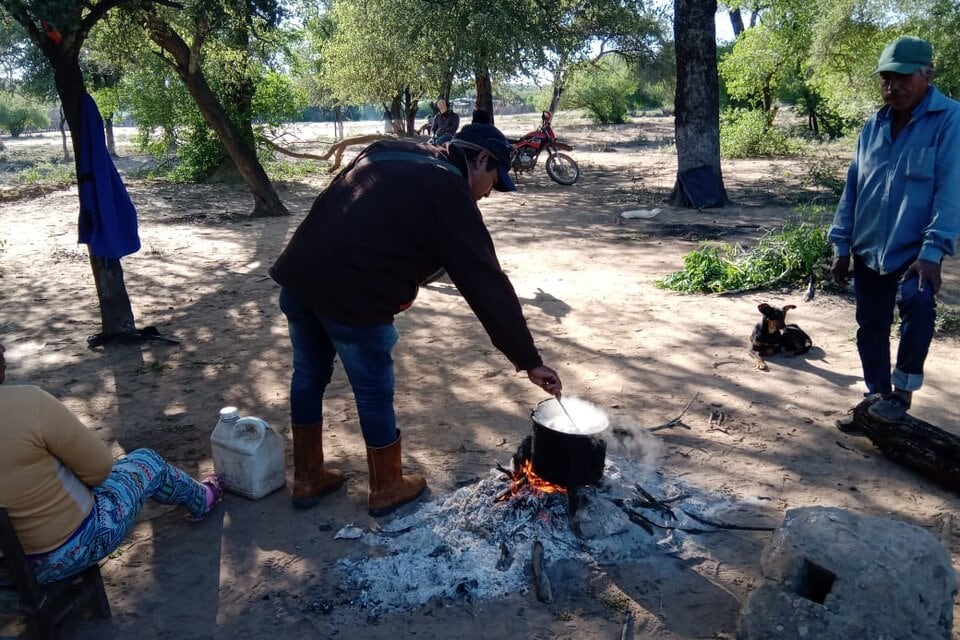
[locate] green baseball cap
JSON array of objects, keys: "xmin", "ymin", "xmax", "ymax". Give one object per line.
[{"xmin": 876, "ymin": 36, "xmax": 933, "ymax": 74}]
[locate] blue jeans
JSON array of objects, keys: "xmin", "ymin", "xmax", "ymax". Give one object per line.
[
  {"xmin": 853, "ymin": 258, "xmax": 936, "ymax": 394},
  {"xmin": 279, "ymin": 288, "xmax": 399, "ymax": 447},
  {"xmin": 30, "ymin": 449, "xmax": 205, "ymax": 584}
]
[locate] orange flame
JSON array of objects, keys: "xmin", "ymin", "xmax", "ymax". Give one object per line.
[{"xmin": 497, "ymin": 459, "xmax": 567, "ymax": 502}]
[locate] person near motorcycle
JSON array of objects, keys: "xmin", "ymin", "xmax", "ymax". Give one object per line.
[
  {"xmin": 270, "ymin": 123, "xmax": 563, "ymax": 517},
  {"xmin": 430, "ymin": 98, "xmax": 460, "ymax": 143}
]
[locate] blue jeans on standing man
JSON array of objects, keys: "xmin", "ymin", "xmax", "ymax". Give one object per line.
[
  {"xmin": 853, "ymin": 257, "xmax": 936, "ymax": 395},
  {"xmin": 279, "ymin": 288, "xmax": 399, "ymax": 448}
]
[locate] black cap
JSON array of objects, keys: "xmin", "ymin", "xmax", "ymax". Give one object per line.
[{"xmin": 451, "ymin": 123, "xmax": 516, "ymax": 192}]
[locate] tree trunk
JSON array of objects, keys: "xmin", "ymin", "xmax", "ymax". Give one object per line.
[
  {"xmin": 671, "ymin": 0, "xmax": 728, "ymax": 207},
  {"xmin": 105, "ymin": 114, "xmax": 117, "ymax": 157},
  {"xmin": 146, "ymin": 19, "xmax": 288, "ymax": 217},
  {"xmin": 728, "ymin": 8, "xmax": 745, "ymax": 37},
  {"xmin": 403, "ymin": 87, "xmax": 418, "ymax": 136},
  {"xmin": 474, "ymin": 66, "xmax": 494, "ymax": 125},
  {"xmin": 334, "ymin": 105, "xmax": 344, "ymax": 141},
  {"xmin": 52, "ymin": 54, "xmax": 136, "ymax": 336}
]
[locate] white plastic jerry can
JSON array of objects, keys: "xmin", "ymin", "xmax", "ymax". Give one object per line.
[{"xmin": 210, "ymin": 407, "xmax": 286, "ymax": 500}]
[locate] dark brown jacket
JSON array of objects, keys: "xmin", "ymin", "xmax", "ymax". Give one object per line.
[{"xmin": 270, "ymin": 140, "xmax": 542, "ymax": 371}]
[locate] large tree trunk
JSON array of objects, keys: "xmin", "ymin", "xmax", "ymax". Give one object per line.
[
  {"xmin": 403, "ymin": 87, "xmax": 418, "ymax": 136},
  {"xmin": 105, "ymin": 113, "xmax": 117, "ymax": 157},
  {"xmin": 549, "ymin": 71, "xmax": 565, "ymax": 114},
  {"xmin": 146, "ymin": 18, "xmax": 288, "ymax": 217},
  {"xmin": 474, "ymin": 65, "xmax": 494, "ymax": 125},
  {"xmin": 52, "ymin": 52, "xmax": 137, "ymax": 336},
  {"xmin": 728, "ymin": 8, "xmax": 745, "ymax": 37},
  {"xmin": 671, "ymin": 0, "xmax": 728, "ymax": 207}
]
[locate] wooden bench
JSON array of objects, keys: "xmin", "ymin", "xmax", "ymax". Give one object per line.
[{"xmin": 0, "ymin": 508, "xmax": 110, "ymax": 638}]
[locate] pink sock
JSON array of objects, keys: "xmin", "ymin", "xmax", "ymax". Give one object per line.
[{"xmin": 204, "ymin": 485, "xmax": 216, "ymax": 509}]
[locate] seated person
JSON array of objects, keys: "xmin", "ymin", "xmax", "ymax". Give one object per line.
[
  {"xmin": 430, "ymin": 98, "xmax": 460, "ymax": 144},
  {"xmin": 0, "ymin": 341, "xmax": 222, "ymax": 585}
]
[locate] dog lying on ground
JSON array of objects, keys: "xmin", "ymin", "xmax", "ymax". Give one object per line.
[{"xmin": 750, "ymin": 303, "xmax": 812, "ymax": 370}]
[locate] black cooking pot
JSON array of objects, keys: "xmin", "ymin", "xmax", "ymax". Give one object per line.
[{"xmin": 530, "ymin": 398, "xmax": 608, "ymax": 487}]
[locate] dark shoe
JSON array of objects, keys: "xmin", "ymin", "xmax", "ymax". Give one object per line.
[
  {"xmin": 835, "ymin": 414, "xmax": 863, "ymax": 435},
  {"xmin": 867, "ymin": 393, "xmax": 910, "ymax": 423},
  {"xmin": 292, "ymin": 423, "xmax": 346, "ymax": 510},
  {"xmin": 366, "ymin": 429, "xmax": 427, "ymax": 517}
]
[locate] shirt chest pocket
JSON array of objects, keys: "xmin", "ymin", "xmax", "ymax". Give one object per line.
[{"xmin": 905, "ymin": 146, "xmax": 934, "ymax": 180}]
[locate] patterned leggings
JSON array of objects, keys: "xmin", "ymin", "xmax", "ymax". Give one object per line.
[{"xmin": 29, "ymin": 448, "xmax": 206, "ymax": 584}]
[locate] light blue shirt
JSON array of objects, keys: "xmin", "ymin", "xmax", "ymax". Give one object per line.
[{"xmin": 829, "ymin": 86, "xmax": 960, "ymax": 273}]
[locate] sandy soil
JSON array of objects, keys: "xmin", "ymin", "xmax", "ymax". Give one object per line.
[{"xmin": 1, "ymin": 114, "xmax": 958, "ymax": 639}]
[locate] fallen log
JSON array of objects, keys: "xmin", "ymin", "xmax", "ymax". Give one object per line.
[
  {"xmin": 851, "ymin": 396, "xmax": 960, "ymax": 494},
  {"xmin": 531, "ymin": 540, "xmax": 553, "ymax": 603}
]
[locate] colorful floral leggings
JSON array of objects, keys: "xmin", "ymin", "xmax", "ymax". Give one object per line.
[{"xmin": 29, "ymin": 448, "xmax": 206, "ymax": 584}]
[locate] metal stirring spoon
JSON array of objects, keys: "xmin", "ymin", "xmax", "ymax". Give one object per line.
[{"xmin": 556, "ymin": 396, "xmax": 579, "ymax": 431}]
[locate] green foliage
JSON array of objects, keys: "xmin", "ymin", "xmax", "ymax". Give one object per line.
[
  {"xmin": 720, "ymin": 108, "xmax": 796, "ymax": 158},
  {"xmin": 565, "ymin": 55, "xmax": 636, "ymax": 124},
  {"xmin": 719, "ymin": 25, "xmax": 791, "ymax": 112},
  {"xmin": 169, "ymin": 125, "xmax": 228, "ymax": 182},
  {"xmin": 800, "ymin": 155, "xmax": 847, "ymax": 197},
  {"xmin": 252, "ymin": 70, "xmax": 307, "ymax": 126},
  {"xmin": 935, "ymin": 306, "xmax": 960, "ymax": 334},
  {"xmin": 657, "ymin": 216, "xmax": 832, "ymax": 294},
  {"xmin": 0, "ymin": 92, "xmax": 49, "ymax": 136}
]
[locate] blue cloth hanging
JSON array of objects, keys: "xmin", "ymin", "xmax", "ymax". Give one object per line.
[{"xmin": 77, "ymin": 93, "xmax": 140, "ymax": 259}]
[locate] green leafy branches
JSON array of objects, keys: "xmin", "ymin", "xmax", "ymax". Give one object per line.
[{"xmin": 656, "ymin": 214, "xmax": 833, "ymax": 294}]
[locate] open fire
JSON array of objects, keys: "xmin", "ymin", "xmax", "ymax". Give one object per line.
[{"xmin": 495, "ymin": 458, "xmax": 567, "ymax": 502}]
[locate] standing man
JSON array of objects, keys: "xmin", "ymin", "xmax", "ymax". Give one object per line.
[
  {"xmin": 270, "ymin": 123, "xmax": 562, "ymax": 516},
  {"xmin": 830, "ymin": 36, "xmax": 960, "ymax": 426},
  {"xmin": 431, "ymin": 98, "xmax": 460, "ymax": 144}
]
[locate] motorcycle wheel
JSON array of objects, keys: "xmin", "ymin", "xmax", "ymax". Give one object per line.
[{"xmin": 545, "ymin": 153, "xmax": 580, "ymax": 185}]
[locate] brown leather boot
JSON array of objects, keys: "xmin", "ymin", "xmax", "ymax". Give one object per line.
[
  {"xmin": 291, "ymin": 423, "xmax": 345, "ymax": 510},
  {"xmin": 366, "ymin": 430, "xmax": 427, "ymax": 517}
]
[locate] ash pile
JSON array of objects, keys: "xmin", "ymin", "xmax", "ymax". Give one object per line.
[{"xmin": 334, "ymin": 448, "xmax": 753, "ymax": 617}]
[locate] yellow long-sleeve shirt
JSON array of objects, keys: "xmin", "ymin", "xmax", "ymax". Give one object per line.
[{"xmin": 0, "ymin": 385, "xmax": 114, "ymax": 554}]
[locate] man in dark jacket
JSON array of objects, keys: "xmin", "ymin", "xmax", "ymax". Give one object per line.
[
  {"xmin": 270, "ymin": 123, "xmax": 562, "ymax": 517},
  {"xmin": 431, "ymin": 98, "xmax": 460, "ymax": 143}
]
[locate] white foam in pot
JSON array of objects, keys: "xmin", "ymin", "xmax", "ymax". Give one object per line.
[{"xmin": 533, "ymin": 397, "xmax": 609, "ymax": 435}]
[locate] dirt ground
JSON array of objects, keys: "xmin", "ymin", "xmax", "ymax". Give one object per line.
[{"xmin": 1, "ymin": 114, "xmax": 958, "ymax": 639}]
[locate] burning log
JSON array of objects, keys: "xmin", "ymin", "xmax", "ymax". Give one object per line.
[
  {"xmin": 531, "ymin": 541, "xmax": 553, "ymax": 603},
  {"xmin": 495, "ymin": 460, "xmax": 565, "ymax": 503},
  {"xmin": 850, "ymin": 396, "xmax": 960, "ymax": 494}
]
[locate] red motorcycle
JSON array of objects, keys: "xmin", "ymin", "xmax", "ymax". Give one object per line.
[{"xmin": 510, "ymin": 111, "xmax": 580, "ymax": 185}]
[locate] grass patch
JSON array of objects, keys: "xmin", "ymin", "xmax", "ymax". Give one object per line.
[
  {"xmin": 656, "ymin": 208, "xmax": 833, "ymax": 294},
  {"xmin": 935, "ymin": 306, "xmax": 960, "ymax": 335}
]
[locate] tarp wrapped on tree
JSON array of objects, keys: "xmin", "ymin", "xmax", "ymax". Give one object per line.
[
  {"xmin": 675, "ymin": 165, "xmax": 727, "ymax": 209},
  {"xmin": 76, "ymin": 93, "xmax": 140, "ymax": 259}
]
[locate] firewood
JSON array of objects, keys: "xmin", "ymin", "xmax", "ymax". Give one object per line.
[
  {"xmin": 851, "ymin": 396, "xmax": 960, "ymax": 494},
  {"xmin": 620, "ymin": 610, "xmax": 635, "ymax": 640},
  {"xmin": 531, "ymin": 541, "xmax": 553, "ymax": 603},
  {"xmin": 496, "ymin": 541, "xmax": 514, "ymax": 571}
]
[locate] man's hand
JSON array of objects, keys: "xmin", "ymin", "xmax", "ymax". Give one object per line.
[
  {"xmin": 903, "ymin": 259, "xmax": 942, "ymax": 294},
  {"xmin": 831, "ymin": 255, "xmax": 851, "ymax": 288},
  {"xmin": 527, "ymin": 365, "xmax": 562, "ymax": 397}
]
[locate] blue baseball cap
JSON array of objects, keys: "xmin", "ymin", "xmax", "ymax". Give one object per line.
[{"xmin": 451, "ymin": 123, "xmax": 516, "ymax": 192}]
